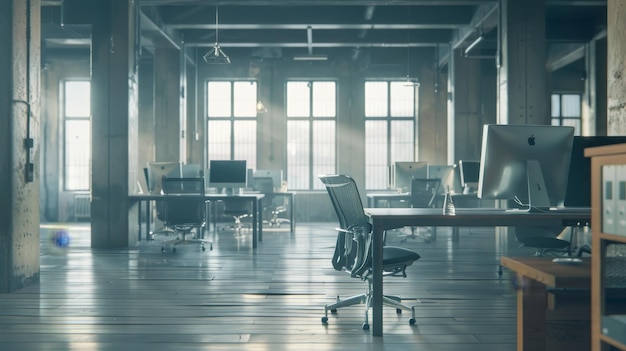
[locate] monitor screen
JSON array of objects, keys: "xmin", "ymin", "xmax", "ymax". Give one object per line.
[
  {"xmin": 392, "ymin": 162, "xmax": 428, "ymax": 192},
  {"xmin": 253, "ymin": 169, "xmax": 283, "ymax": 189},
  {"xmin": 147, "ymin": 161, "xmax": 182, "ymax": 195},
  {"xmin": 458, "ymin": 160, "xmax": 480, "ymax": 193},
  {"xmin": 209, "ymin": 160, "xmax": 247, "ymax": 192},
  {"xmin": 478, "ymin": 124, "xmax": 574, "ymax": 210},
  {"xmin": 564, "ymin": 136, "xmax": 626, "ymax": 207}
]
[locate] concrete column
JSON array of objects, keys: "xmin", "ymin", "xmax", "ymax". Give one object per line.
[
  {"xmin": 0, "ymin": 0, "xmax": 41, "ymax": 292},
  {"xmin": 418, "ymin": 56, "xmax": 448, "ymax": 165},
  {"xmin": 498, "ymin": 0, "xmax": 548, "ymax": 125},
  {"xmin": 90, "ymin": 0, "xmax": 138, "ymax": 248},
  {"xmin": 153, "ymin": 49, "xmax": 181, "ymax": 162},
  {"xmin": 607, "ymin": 0, "xmax": 626, "ymax": 135}
]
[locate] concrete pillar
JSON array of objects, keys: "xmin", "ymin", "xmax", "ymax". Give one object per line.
[
  {"xmin": 418, "ymin": 56, "xmax": 448, "ymax": 165},
  {"xmin": 90, "ymin": 0, "xmax": 139, "ymax": 248},
  {"xmin": 582, "ymin": 38, "xmax": 608, "ymax": 136},
  {"xmin": 0, "ymin": 0, "xmax": 41, "ymax": 292},
  {"xmin": 153, "ymin": 49, "xmax": 181, "ymax": 162},
  {"xmin": 607, "ymin": 0, "xmax": 626, "ymax": 135},
  {"xmin": 498, "ymin": 0, "xmax": 548, "ymax": 125}
]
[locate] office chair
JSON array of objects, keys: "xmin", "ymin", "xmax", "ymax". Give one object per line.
[
  {"xmin": 160, "ymin": 177, "xmax": 212, "ymax": 252},
  {"xmin": 319, "ymin": 174, "xmax": 419, "ymax": 330},
  {"xmin": 404, "ymin": 178, "xmax": 441, "ymax": 241},
  {"xmin": 220, "ymin": 197, "xmax": 251, "ymax": 233},
  {"xmin": 252, "ymin": 176, "xmax": 290, "ymax": 228},
  {"xmin": 513, "ymin": 226, "xmax": 572, "ymax": 256}
]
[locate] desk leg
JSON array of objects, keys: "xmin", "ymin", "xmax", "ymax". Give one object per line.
[
  {"xmin": 137, "ymin": 200, "xmax": 142, "ymax": 241},
  {"xmin": 258, "ymin": 198, "xmax": 263, "ymax": 243},
  {"xmin": 517, "ymin": 277, "xmax": 547, "ymax": 351},
  {"xmin": 252, "ymin": 199, "xmax": 258, "ymax": 249},
  {"xmin": 290, "ymin": 194, "xmax": 295, "ymax": 232},
  {"xmin": 146, "ymin": 201, "xmax": 152, "ymax": 241},
  {"xmin": 371, "ymin": 223, "xmax": 384, "ymax": 337}
]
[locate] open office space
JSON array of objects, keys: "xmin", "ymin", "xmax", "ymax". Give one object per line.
[{"xmin": 2, "ymin": 1, "xmax": 626, "ymax": 350}]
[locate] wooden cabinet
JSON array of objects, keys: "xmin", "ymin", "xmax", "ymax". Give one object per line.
[{"xmin": 587, "ymin": 143, "xmax": 626, "ymax": 351}]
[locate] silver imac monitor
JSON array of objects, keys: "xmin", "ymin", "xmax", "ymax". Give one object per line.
[
  {"xmin": 182, "ymin": 163, "xmax": 202, "ymax": 178},
  {"xmin": 427, "ymin": 165, "xmax": 455, "ymax": 194},
  {"xmin": 147, "ymin": 161, "xmax": 182, "ymax": 195},
  {"xmin": 392, "ymin": 161, "xmax": 428, "ymax": 192},
  {"xmin": 208, "ymin": 160, "xmax": 247, "ymax": 194},
  {"xmin": 253, "ymin": 169, "xmax": 283, "ymax": 189},
  {"xmin": 477, "ymin": 124, "xmax": 574, "ymax": 211}
]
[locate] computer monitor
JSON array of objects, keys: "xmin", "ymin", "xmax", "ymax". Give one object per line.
[
  {"xmin": 147, "ymin": 161, "xmax": 182, "ymax": 195},
  {"xmin": 458, "ymin": 160, "xmax": 480, "ymax": 194},
  {"xmin": 181, "ymin": 163, "xmax": 202, "ymax": 178},
  {"xmin": 427, "ymin": 165, "xmax": 454, "ymax": 194},
  {"xmin": 564, "ymin": 136, "xmax": 626, "ymax": 207},
  {"xmin": 478, "ymin": 124, "xmax": 574, "ymax": 211},
  {"xmin": 392, "ymin": 161, "xmax": 428, "ymax": 192},
  {"xmin": 251, "ymin": 176, "xmax": 275, "ymax": 194},
  {"xmin": 208, "ymin": 160, "xmax": 247, "ymax": 194},
  {"xmin": 253, "ymin": 169, "xmax": 283, "ymax": 189}
]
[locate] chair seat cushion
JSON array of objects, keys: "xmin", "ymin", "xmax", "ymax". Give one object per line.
[{"xmin": 383, "ymin": 246, "xmax": 420, "ymax": 268}]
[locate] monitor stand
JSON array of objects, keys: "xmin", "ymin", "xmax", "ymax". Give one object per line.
[
  {"xmin": 225, "ymin": 187, "xmax": 235, "ymax": 196},
  {"xmin": 525, "ymin": 159, "xmax": 551, "ymax": 212}
]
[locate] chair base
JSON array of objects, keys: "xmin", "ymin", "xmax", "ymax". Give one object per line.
[
  {"xmin": 321, "ymin": 282, "xmax": 417, "ymax": 329},
  {"xmin": 161, "ymin": 228, "xmax": 212, "ymax": 252}
]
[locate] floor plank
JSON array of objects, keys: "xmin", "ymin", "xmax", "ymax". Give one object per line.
[{"xmin": 0, "ymin": 223, "xmax": 540, "ymax": 350}]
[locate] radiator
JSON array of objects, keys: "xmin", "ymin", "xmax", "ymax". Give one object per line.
[{"xmin": 73, "ymin": 195, "xmax": 91, "ymax": 220}]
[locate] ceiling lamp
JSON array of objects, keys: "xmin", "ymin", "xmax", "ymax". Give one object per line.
[{"xmin": 203, "ymin": 6, "xmax": 230, "ymax": 64}]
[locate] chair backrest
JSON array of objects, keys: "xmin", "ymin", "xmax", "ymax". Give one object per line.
[
  {"xmin": 410, "ymin": 177, "xmax": 441, "ymax": 208},
  {"xmin": 252, "ymin": 176, "xmax": 274, "ymax": 194},
  {"xmin": 162, "ymin": 177, "xmax": 206, "ymax": 226},
  {"xmin": 319, "ymin": 175, "xmax": 371, "ymax": 274}
]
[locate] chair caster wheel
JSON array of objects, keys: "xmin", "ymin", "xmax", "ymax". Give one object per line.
[
  {"xmin": 330, "ymin": 309, "xmax": 337, "ymax": 313},
  {"xmin": 409, "ymin": 318, "xmax": 416, "ymax": 325},
  {"xmin": 362, "ymin": 323, "xmax": 369, "ymax": 330},
  {"xmin": 172, "ymin": 247, "xmax": 176, "ymax": 253},
  {"xmin": 201, "ymin": 246, "xmax": 206, "ymax": 252},
  {"xmin": 396, "ymin": 308, "xmax": 402, "ymax": 314},
  {"xmin": 161, "ymin": 247, "xmax": 165, "ymax": 253},
  {"xmin": 321, "ymin": 316, "xmax": 328, "ymax": 324}
]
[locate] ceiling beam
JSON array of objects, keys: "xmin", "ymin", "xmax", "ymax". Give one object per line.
[{"xmin": 450, "ymin": 2, "xmax": 498, "ymax": 49}]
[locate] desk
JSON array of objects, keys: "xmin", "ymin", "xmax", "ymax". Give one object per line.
[
  {"xmin": 366, "ymin": 193, "xmax": 410, "ymax": 208},
  {"xmin": 500, "ymin": 256, "xmax": 591, "ymax": 351},
  {"xmin": 364, "ymin": 207, "xmax": 591, "ymax": 337},
  {"xmin": 129, "ymin": 193, "xmax": 264, "ymax": 248}
]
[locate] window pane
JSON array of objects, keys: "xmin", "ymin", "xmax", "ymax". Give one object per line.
[
  {"xmin": 312, "ymin": 121, "xmax": 336, "ymax": 189},
  {"xmin": 561, "ymin": 94, "xmax": 581, "ymax": 117},
  {"xmin": 365, "ymin": 121, "xmax": 389, "ymax": 190},
  {"xmin": 208, "ymin": 120, "xmax": 231, "ymax": 160},
  {"xmin": 312, "ymin": 82, "xmax": 336, "ymax": 117},
  {"xmin": 233, "ymin": 81, "xmax": 257, "ymax": 117},
  {"xmin": 234, "ymin": 120, "xmax": 257, "ymax": 169},
  {"xmin": 287, "ymin": 120, "xmax": 310, "ymax": 189},
  {"xmin": 208, "ymin": 82, "xmax": 231, "ymax": 117},
  {"xmin": 390, "ymin": 82, "xmax": 415, "ymax": 117},
  {"xmin": 551, "ymin": 94, "xmax": 560, "ymax": 117},
  {"xmin": 65, "ymin": 120, "xmax": 91, "ymax": 191},
  {"xmin": 365, "ymin": 82, "xmax": 388, "ymax": 117},
  {"xmin": 561, "ymin": 118, "xmax": 581, "ymax": 135},
  {"xmin": 65, "ymin": 81, "xmax": 90, "ymax": 118},
  {"xmin": 390, "ymin": 121, "xmax": 414, "ymax": 163},
  {"xmin": 286, "ymin": 81, "xmax": 310, "ymax": 117}
]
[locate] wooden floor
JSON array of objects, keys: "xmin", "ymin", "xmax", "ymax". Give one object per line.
[{"xmin": 0, "ymin": 222, "xmax": 538, "ymax": 350}]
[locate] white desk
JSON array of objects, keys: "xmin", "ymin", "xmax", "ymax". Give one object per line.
[{"xmin": 364, "ymin": 207, "xmax": 591, "ymax": 337}]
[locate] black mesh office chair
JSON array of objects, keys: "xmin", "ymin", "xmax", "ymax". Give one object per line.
[
  {"xmin": 405, "ymin": 178, "xmax": 441, "ymax": 241},
  {"xmin": 319, "ymin": 174, "xmax": 420, "ymax": 330},
  {"xmin": 160, "ymin": 177, "xmax": 212, "ymax": 252},
  {"xmin": 514, "ymin": 226, "xmax": 572, "ymax": 256},
  {"xmin": 221, "ymin": 197, "xmax": 252, "ymax": 233},
  {"xmin": 252, "ymin": 176, "xmax": 290, "ymax": 228}
]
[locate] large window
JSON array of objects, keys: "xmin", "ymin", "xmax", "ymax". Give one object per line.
[
  {"xmin": 551, "ymin": 93, "xmax": 581, "ymax": 135},
  {"xmin": 286, "ymin": 81, "xmax": 336, "ymax": 190},
  {"xmin": 207, "ymin": 81, "xmax": 257, "ymax": 169},
  {"xmin": 364, "ymin": 81, "xmax": 417, "ymax": 190},
  {"xmin": 63, "ymin": 80, "xmax": 91, "ymax": 191}
]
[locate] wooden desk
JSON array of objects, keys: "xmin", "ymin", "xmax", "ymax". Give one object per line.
[
  {"xmin": 129, "ymin": 193, "xmax": 264, "ymax": 248},
  {"xmin": 364, "ymin": 207, "xmax": 591, "ymax": 337},
  {"xmin": 500, "ymin": 256, "xmax": 591, "ymax": 351}
]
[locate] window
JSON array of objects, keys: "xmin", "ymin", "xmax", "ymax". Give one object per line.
[
  {"xmin": 286, "ymin": 81, "xmax": 336, "ymax": 190},
  {"xmin": 551, "ymin": 93, "xmax": 581, "ymax": 135},
  {"xmin": 364, "ymin": 81, "xmax": 417, "ymax": 190},
  {"xmin": 207, "ymin": 81, "xmax": 257, "ymax": 169},
  {"xmin": 63, "ymin": 80, "xmax": 91, "ymax": 191}
]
